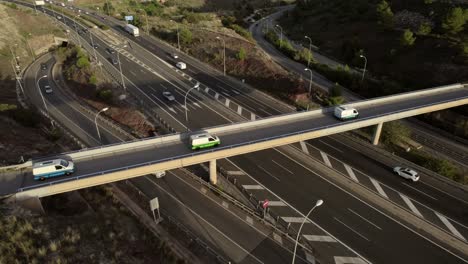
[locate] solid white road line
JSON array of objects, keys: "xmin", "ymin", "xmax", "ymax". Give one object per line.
[
  {"xmin": 272, "ymin": 160, "xmax": 293, "ymax": 174},
  {"xmin": 273, "ymin": 233, "xmax": 283, "ymax": 245},
  {"xmin": 300, "ymin": 141, "xmax": 310, "ymax": 154},
  {"xmin": 370, "ymin": 178, "xmax": 389, "ymax": 199},
  {"xmin": 257, "ymin": 165, "xmax": 281, "ymax": 181},
  {"xmin": 334, "ymin": 217, "xmax": 370, "ymax": 242},
  {"xmin": 401, "ymin": 182, "xmax": 438, "ymax": 201},
  {"xmin": 193, "ymin": 102, "xmax": 202, "ymax": 108},
  {"xmin": 305, "ymin": 252, "xmax": 315, "ymax": 264},
  {"xmin": 399, "ymin": 194, "xmax": 424, "ymax": 218},
  {"xmin": 320, "ymin": 151, "xmax": 332, "ymax": 167},
  {"xmin": 334, "ymin": 256, "xmax": 367, "ymax": 264},
  {"xmin": 420, "ymin": 181, "xmax": 468, "ymax": 206},
  {"xmin": 282, "ymin": 217, "xmax": 311, "ymax": 223},
  {"xmin": 344, "ymin": 164, "xmax": 359, "ymax": 182},
  {"xmin": 302, "ymin": 235, "xmax": 336, "ymax": 242},
  {"xmin": 348, "ymin": 208, "xmax": 382, "ymax": 230},
  {"xmin": 242, "ymin": 185, "xmax": 264, "ymax": 190},
  {"xmin": 227, "ymin": 171, "xmax": 245, "ymax": 176},
  {"xmin": 435, "ymin": 212, "xmax": 467, "ymax": 242},
  {"xmin": 318, "ymin": 139, "xmax": 344, "ymax": 153}
]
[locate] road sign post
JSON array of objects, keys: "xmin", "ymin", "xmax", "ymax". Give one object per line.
[
  {"xmin": 262, "ymin": 199, "xmax": 269, "ymax": 219},
  {"xmin": 150, "ymin": 197, "xmax": 162, "ymax": 224}
]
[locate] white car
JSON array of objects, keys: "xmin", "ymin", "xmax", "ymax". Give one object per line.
[
  {"xmin": 393, "ymin": 167, "xmax": 419, "ymax": 182},
  {"xmin": 176, "ymin": 62, "xmax": 186, "ymax": 70},
  {"xmin": 162, "ymin": 91, "xmax": 175, "ymax": 101},
  {"xmin": 172, "ymin": 53, "xmax": 178, "ymax": 59},
  {"xmin": 44, "ymin": 85, "xmax": 53, "ymax": 94}
]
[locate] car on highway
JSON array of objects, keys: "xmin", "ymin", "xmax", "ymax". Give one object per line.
[
  {"xmin": 111, "ymin": 57, "xmax": 118, "ymax": 65},
  {"xmin": 56, "ymin": 16, "xmax": 62, "ymax": 20},
  {"xmin": 172, "ymin": 53, "xmax": 178, "ymax": 59},
  {"xmin": 106, "ymin": 48, "xmax": 115, "ymax": 54},
  {"xmin": 41, "ymin": 63, "xmax": 47, "ymax": 70},
  {"xmin": 162, "ymin": 91, "xmax": 175, "ymax": 101},
  {"xmin": 44, "ymin": 85, "xmax": 53, "ymax": 94},
  {"xmin": 176, "ymin": 62, "xmax": 186, "ymax": 70},
  {"xmin": 93, "ymin": 44, "xmax": 99, "ymax": 49},
  {"xmin": 393, "ymin": 167, "xmax": 419, "ymax": 182}
]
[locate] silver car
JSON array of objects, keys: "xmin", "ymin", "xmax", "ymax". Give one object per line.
[
  {"xmin": 44, "ymin": 85, "xmax": 53, "ymax": 94},
  {"xmin": 162, "ymin": 91, "xmax": 175, "ymax": 101},
  {"xmin": 393, "ymin": 167, "xmax": 419, "ymax": 182}
]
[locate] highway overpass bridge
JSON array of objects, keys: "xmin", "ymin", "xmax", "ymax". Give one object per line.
[{"xmin": 4, "ymin": 83, "xmax": 468, "ymax": 200}]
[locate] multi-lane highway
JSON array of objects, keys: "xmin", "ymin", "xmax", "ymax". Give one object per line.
[{"xmin": 5, "ymin": 1, "xmax": 468, "ymax": 263}]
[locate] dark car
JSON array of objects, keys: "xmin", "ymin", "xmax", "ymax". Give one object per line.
[
  {"xmin": 93, "ymin": 44, "xmax": 99, "ymax": 49},
  {"xmin": 41, "ymin": 63, "xmax": 47, "ymax": 70},
  {"xmin": 111, "ymin": 57, "xmax": 118, "ymax": 65},
  {"xmin": 106, "ymin": 48, "xmax": 115, "ymax": 54}
]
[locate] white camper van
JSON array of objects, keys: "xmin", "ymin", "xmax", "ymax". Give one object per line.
[
  {"xmin": 33, "ymin": 159, "xmax": 75, "ymax": 181},
  {"xmin": 190, "ymin": 133, "xmax": 220, "ymax": 150},
  {"xmin": 334, "ymin": 106, "xmax": 359, "ymax": 120}
]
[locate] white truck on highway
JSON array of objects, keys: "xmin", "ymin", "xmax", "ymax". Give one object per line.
[{"xmin": 124, "ymin": 24, "xmax": 140, "ymax": 37}]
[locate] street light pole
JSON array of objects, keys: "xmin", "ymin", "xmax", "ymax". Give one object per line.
[
  {"xmin": 360, "ymin": 54, "xmax": 367, "ymax": 82},
  {"xmin": 116, "ymin": 51, "xmax": 127, "ymax": 93},
  {"xmin": 95, "ymin": 107, "xmax": 109, "ymax": 143},
  {"xmin": 216, "ymin": 36, "xmax": 226, "ymax": 76},
  {"xmin": 184, "ymin": 83, "xmax": 200, "ymax": 124},
  {"xmin": 304, "ymin": 36, "xmax": 312, "ymax": 67},
  {"xmin": 26, "ymin": 33, "xmax": 36, "ymax": 61},
  {"xmin": 292, "ymin": 199, "xmax": 323, "ymax": 264},
  {"xmin": 304, "ymin": 68, "xmax": 313, "ymax": 96},
  {"xmin": 88, "ymin": 32, "xmax": 103, "ymax": 76},
  {"xmin": 170, "ymin": 20, "xmax": 180, "ymax": 51},
  {"xmin": 276, "ymin": 24, "xmax": 283, "ymax": 47},
  {"xmin": 36, "ymin": 75, "xmax": 49, "ymax": 112}
]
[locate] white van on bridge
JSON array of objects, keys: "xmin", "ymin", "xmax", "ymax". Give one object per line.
[{"xmin": 32, "ymin": 159, "xmax": 74, "ymax": 181}]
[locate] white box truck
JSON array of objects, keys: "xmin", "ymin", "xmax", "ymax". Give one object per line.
[
  {"xmin": 33, "ymin": 159, "xmax": 75, "ymax": 181},
  {"xmin": 190, "ymin": 133, "xmax": 220, "ymax": 150},
  {"xmin": 124, "ymin": 24, "xmax": 140, "ymax": 37},
  {"xmin": 334, "ymin": 106, "xmax": 359, "ymax": 120}
]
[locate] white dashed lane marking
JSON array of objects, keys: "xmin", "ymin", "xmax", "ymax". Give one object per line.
[
  {"xmin": 300, "ymin": 141, "xmax": 309, "ymax": 154},
  {"xmin": 344, "ymin": 164, "xmax": 359, "ymax": 182},
  {"xmin": 242, "ymin": 185, "xmax": 264, "ymax": 190},
  {"xmin": 320, "ymin": 151, "xmax": 332, "ymax": 167},
  {"xmin": 281, "ymin": 217, "xmax": 311, "ymax": 223},
  {"xmin": 334, "ymin": 256, "xmax": 367, "ymax": 264},
  {"xmin": 303, "ymin": 235, "xmax": 336, "ymax": 242},
  {"xmin": 400, "ymin": 194, "xmax": 423, "ymax": 218}
]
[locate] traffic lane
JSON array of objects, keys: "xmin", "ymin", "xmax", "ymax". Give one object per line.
[
  {"xmin": 98, "ymin": 18, "xmax": 290, "ymax": 116},
  {"xmin": 116, "ymin": 52, "xmax": 234, "ymax": 129},
  {"xmin": 230, "ymin": 149, "xmax": 466, "ymax": 264},
  {"xmin": 149, "ymin": 171, "xmax": 310, "ymax": 264},
  {"xmin": 131, "ymin": 175, "xmax": 260, "ymax": 263},
  {"xmin": 309, "ymin": 136, "xmax": 468, "ymax": 224}
]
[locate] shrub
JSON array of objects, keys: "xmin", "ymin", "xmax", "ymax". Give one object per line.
[
  {"xmin": 179, "ymin": 27, "xmax": 192, "ymax": 45},
  {"xmin": 76, "ymin": 57, "xmax": 90, "ymax": 69},
  {"xmin": 97, "ymin": 89, "xmax": 113, "ymax": 102},
  {"xmin": 222, "ymin": 16, "xmax": 236, "ymax": 27},
  {"xmin": 89, "ymin": 74, "xmax": 97, "ymax": 85},
  {"xmin": 0, "ymin": 104, "xmax": 17, "ymax": 112},
  {"xmin": 325, "ymin": 96, "xmax": 345, "ymax": 106},
  {"xmin": 381, "ymin": 121, "xmax": 411, "ymax": 145},
  {"xmin": 230, "ymin": 24, "xmax": 253, "ymax": 41},
  {"xmin": 400, "ymin": 29, "xmax": 416, "ymax": 46},
  {"xmin": 417, "ymin": 21, "xmax": 432, "ymax": 35},
  {"xmin": 237, "ymin": 47, "xmax": 247, "ymax": 61},
  {"xmin": 376, "ymin": 0, "xmax": 394, "ymax": 29},
  {"xmin": 10, "ymin": 108, "xmax": 40, "ymax": 127}
]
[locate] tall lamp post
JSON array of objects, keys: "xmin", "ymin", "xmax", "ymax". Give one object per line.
[
  {"xmin": 95, "ymin": 107, "xmax": 109, "ymax": 143},
  {"xmin": 26, "ymin": 33, "xmax": 35, "ymax": 61},
  {"xmin": 276, "ymin": 24, "xmax": 283, "ymax": 47},
  {"xmin": 360, "ymin": 54, "xmax": 367, "ymax": 82},
  {"xmin": 184, "ymin": 82, "xmax": 200, "ymax": 124},
  {"xmin": 116, "ymin": 51, "xmax": 127, "ymax": 93},
  {"xmin": 292, "ymin": 199, "xmax": 324, "ymax": 264},
  {"xmin": 36, "ymin": 75, "xmax": 49, "ymax": 112},
  {"xmin": 304, "ymin": 68, "xmax": 313, "ymax": 96},
  {"xmin": 216, "ymin": 36, "xmax": 226, "ymax": 76},
  {"xmin": 170, "ymin": 20, "xmax": 180, "ymax": 51},
  {"xmin": 304, "ymin": 35, "xmax": 312, "ymax": 67}
]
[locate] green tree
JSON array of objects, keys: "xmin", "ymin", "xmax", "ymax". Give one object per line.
[
  {"xmin": 236, "ymin": 47, "xmax": 247, "ymax": 61},
  {"xmin": 381, "ymin": 121, "xmax": 411, "ymax": 145},
  {"xmin": 400, "ymin": 29, "xmax": 416, "ymax": 46},
  {"xmin": 442, "ymin": 7, "xmax": 466, "ymax": 34},
  {"xmin": 179, "ymin": 27, "xmax": 192, "ymax": 45},
  {"xmin": 76, "ymin": 57, "xmax": 90, "ymax": 68},
  {"xmin": 376, "ymin": 0, "xmax": 394, "ymax": 28}
]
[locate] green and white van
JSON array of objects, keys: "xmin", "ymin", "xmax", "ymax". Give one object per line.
[{"xmin": 190, "ymin": 133, "xmax": 220, "ymax": 150}]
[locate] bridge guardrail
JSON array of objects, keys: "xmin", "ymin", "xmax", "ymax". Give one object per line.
[{"xmin": 15, "ymin": 95, "xmax": 468, "ymax": 193}]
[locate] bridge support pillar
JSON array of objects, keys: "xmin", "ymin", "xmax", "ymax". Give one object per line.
[
  {"xmin": 373, "ymin": 122, "xmax": 384, "ymax": 145},
  {"xmin": 209, "ymin": 159, "xmax": 217, "ymax": 185}
]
